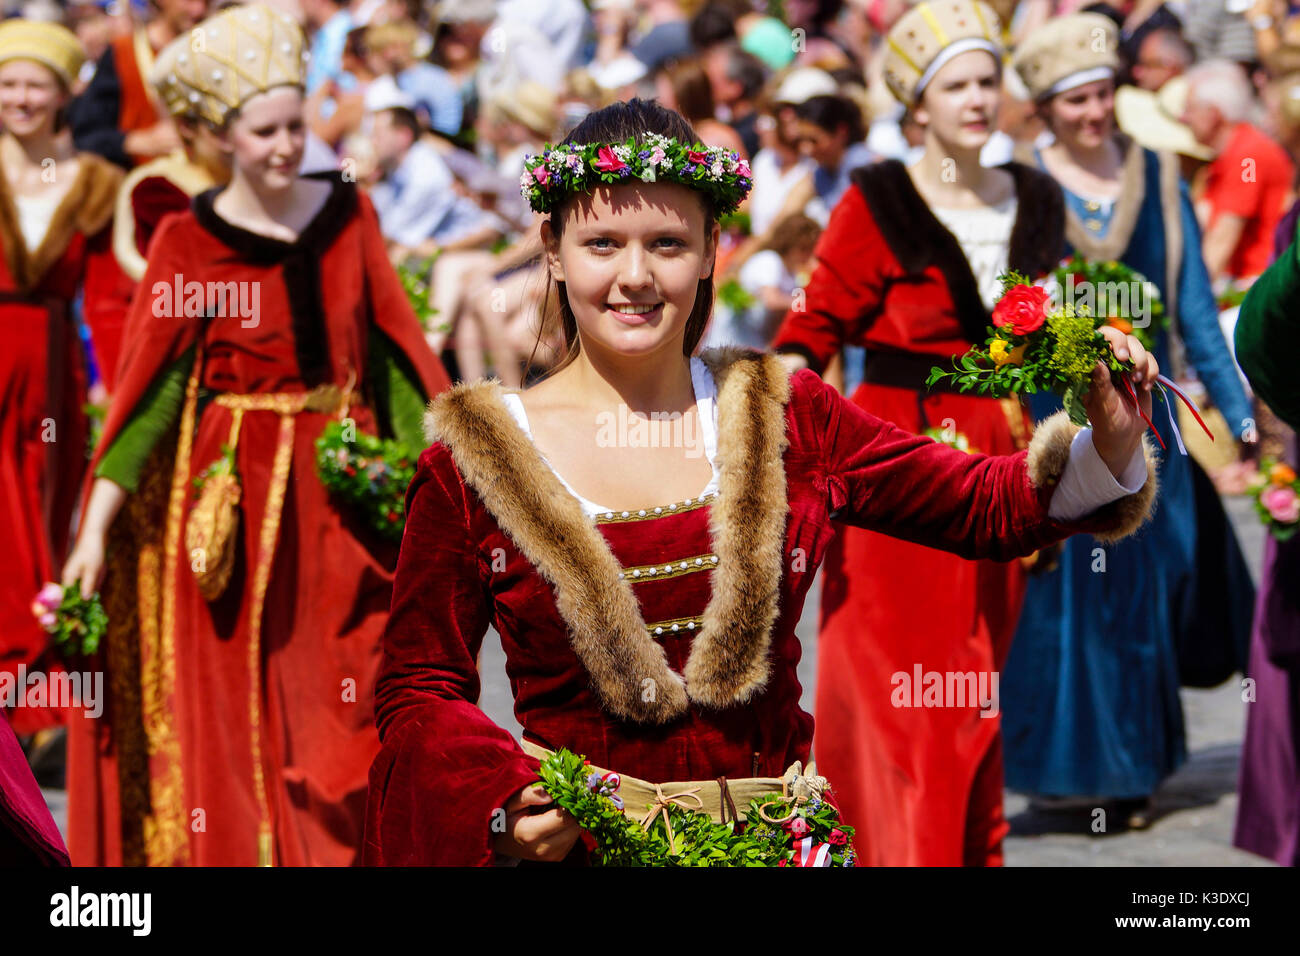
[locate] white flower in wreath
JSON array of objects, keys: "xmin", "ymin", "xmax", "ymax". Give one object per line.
[
  {"xmin": 640, "ymin": 165, "xmax": 656, "ymax": 183},
  {"xmin": 613, "ymin": 144, "xmax": 631, "ymax": 162}
]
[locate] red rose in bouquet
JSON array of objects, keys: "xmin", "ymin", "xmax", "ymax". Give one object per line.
[{"xmin": 992, "ymin": 284, "xmax": 1049, "ymax": 335}]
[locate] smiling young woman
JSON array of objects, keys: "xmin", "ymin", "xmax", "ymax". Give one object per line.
[
  {"xmin": 0, "ymin": 19, "xmax": 122, "ymax": 741},
  {"xmin": 59, "ymin": 5, "xmax": 448, "ymax": 868},
  {"xmin": 361, "ymin": 95, "xmax": 1165, "ymax": 867}
]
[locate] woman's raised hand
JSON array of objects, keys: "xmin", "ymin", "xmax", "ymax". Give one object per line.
[{"xmin": 1083, "ymin": 325, "xmax": 1160, "ymax": 480}]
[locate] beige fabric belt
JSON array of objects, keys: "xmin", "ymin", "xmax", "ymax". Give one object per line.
[{"xmin": 519, "ymin": 739, "xmax": 825, "ymax": 825}]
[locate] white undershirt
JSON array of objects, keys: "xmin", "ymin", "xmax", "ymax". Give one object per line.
[
  {"xmin": 501, "ymin": 356, "xmax": 721, "ymax": 518},
  {"xmin": 931, "ymin": 197, "xmax": 1018, "ymax": 312},
  {"xmin": 13, "ymin": 193, "xmax": 61, "ymax": 251},
  {"xmin": 500, "ymin": 357, "xmax": 1146, "ymax": 522}
]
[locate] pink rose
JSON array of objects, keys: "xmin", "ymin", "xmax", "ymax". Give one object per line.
[
  {"xmin": 786, "ymin": 816, "xmax": 809, "ymax": 837},
  {"xmin": 37, "ymin": 611, "xmax": 58, "ymax": 632},
  {"xmin": 35, "ymin": 582, "xmax": 63, "ymax": 611},
  {"xmin": 532, "ymin": 165, "xmax": 550, "ymax": 187},
  {"xmin": 736, "ymin": 160, "xmax": 752, "ymax": 179},
  {"xmin": 1262, "ymin": 485, "xmax": 1300, "ymax": 524},
  {"xmin": 594, "ymin": 146, "xmax": 627, "ymax": 173}
]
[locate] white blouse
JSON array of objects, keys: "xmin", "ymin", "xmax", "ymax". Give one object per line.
[{"xmin": 930, "ymin": 197, "xmax": 1018, "ymax": 312}]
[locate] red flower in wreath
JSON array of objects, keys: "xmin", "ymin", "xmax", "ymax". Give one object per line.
[
  {"xmin": 992, "ymin": 284, "xmax": 1049, "ymax": 335},
  {"xmin": 828, "ymin": 828, "xmax": 847, "ymax": 846},
  {"xmin": 594, "ymin": 146, "xmax": 627, "ymax": 173}
]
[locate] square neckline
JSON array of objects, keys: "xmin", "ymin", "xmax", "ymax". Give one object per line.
[{"xmin": 500, "ymin": 357, "xmax": 721, "ymax": 518}]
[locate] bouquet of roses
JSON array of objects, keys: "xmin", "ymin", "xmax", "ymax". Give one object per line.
[
  {"xmin": 1248, "ymin": 459, "xmax": 1300, "ymax": 541},
  {"xmin": 31, "ymin": 582, "xmax": 107, "ymax": 659},
  {"xmin": 536, "ymin": 747, "xmax": 856, "ymax": 867},
  {"xmin": 1051, "ymin": 254, "xmax": 1166, "ymax": 352},
  {"xmin": 928, "ymin": 272, "xmax": 1211, "ymax": 450},
  {"xmin": 314, "ymin": 422, "xmax": 420, "ymax": 543}
]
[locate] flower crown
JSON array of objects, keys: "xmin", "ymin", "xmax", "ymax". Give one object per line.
[{"xmin": 520, "ymin": 133, "xmax": 754, "ymax": 217}]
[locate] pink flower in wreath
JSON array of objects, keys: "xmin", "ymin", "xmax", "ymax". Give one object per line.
[
  {"xmin": 594, "ymin": 146, "xmax": 627, "ymax": 173},
  {"xmin": 532, "ymin": 165, "xmax": 550, "ymax": 187},
  {"xmin": 687, "ymin": 149, "xmax": 708, "ymax": 165},
  {"xmin": 1262, "ymin": 484, "xmax": 1300, "ymax": 524},
  {"xmin": 827, "ymin": 828, "xmax": 847, "ymax": 846},
  {"xmin": 786, "ymin": 816, "xmax": 809, "ymax": 837}
]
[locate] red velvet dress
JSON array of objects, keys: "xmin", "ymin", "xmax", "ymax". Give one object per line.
[
  {"xmin": 361, "ymin": 348, "xmax": 1147, "ymax": 866},
  {"xmin": 65, "ymin": 175, "xmax": 450, "ymax": 866},
  {"xmin": 769, "ymin": 160, "xmax": 1065, "ymax": 865},
  {"xmin": 0, "ymin": 155, "xmax": 122, "ymax": 736}
]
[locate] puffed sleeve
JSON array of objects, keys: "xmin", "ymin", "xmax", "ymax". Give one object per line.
[
  {"xmin": 769, "ymin": 183, "xmax": 885, "ymax": 374},
  {"xmin": 362, "ymin": 443, "xmax": 540, "ymax": 866},
  {"xmin": 791, "ymin": 369, "xmax": 1160, "ymax": 556}
]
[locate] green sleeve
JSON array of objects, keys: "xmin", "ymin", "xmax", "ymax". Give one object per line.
[
  {"xmin": 367, "ymin": 329, "xmax": 429, "ymax": 449},
  {"xmin": 94, "ymin": 348, "xmax": 194, "ymax": 493},
  {"xmin": 1236, "ymin": 223, "xmax": 1300, "ymax": 431}
]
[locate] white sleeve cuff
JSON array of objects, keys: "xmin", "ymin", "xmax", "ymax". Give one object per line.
[{"xmin": 1047, "ymin": 427, "xmax": 1148, "ymax": 521}]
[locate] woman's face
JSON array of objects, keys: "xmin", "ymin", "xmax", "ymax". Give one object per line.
[
  {"xmin": 914, "ymin": 49, "xmax": 1001, "ymax": 153},
  {"xmin": 1045, "ymin": 77, "xmax": 1115, "ymax": 152},
  {"xmin": 220, "ymin": 86, "xmax": 306, "ymax": 192},
  {"xmin": 794, "ymin": 117, "xmax": 848, "ymax": 169},
  {"xmin": 0, "ymin": 59, "xmax": 66, "ymax": 139},
  {"xmin": 543, "ymin": 181, "xmax": 719, "ymax": 361}
]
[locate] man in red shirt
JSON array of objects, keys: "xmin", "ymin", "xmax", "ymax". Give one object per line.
[{"xmin": 1182, "ymin": 58, "xmax": 1295, "ymax": 283}]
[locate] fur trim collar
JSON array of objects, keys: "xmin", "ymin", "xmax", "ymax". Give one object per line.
[
  {"xmin": 0, "ymin": 152, "xmax": 121, "ymax": 292},
  {"xmin": 424, "ymin": 347, "xmax": 792, "ymax": 724},
  {"xmin": 849, "ymin": 159, "xmax": 1065, "ymax": 344}
]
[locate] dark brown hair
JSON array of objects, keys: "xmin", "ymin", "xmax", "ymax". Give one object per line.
[{"xmin": 529, "ymin": 98, "xmax": 720, "ymax": 377}]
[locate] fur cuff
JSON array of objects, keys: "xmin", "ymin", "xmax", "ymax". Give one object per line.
[{"xmin": 1026, "ymin": 410, "xmax": 1160, "ymax": 544}]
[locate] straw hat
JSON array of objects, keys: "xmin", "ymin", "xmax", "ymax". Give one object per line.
[
  {"xmin": 487, "ymin": 81, "xmax": 556, "ymax": 138},
  {"xmin": 0, "ymin": 18, "xmax": 85, "ymax": 89},
  {"xmin": 1114, "ymin": 77, "xmax": 1215, "ymax": 161},
  {"xmin": 882, "ymin": 0, "xmax": 1003, "ymax": 105},
  {"xmin": 1013, "ymin": 13, "xmax": 1120, "ymax": 101}
]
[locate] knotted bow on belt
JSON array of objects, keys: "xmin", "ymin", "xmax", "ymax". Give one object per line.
[{"xmin": 638, "ymin": 783, "xmax": 704, "ymax": 851}]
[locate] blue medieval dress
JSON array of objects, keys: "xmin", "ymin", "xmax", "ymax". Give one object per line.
[{"xmin": 1001, "ymin": 140, "xmax": 1256, "ymax": 798}]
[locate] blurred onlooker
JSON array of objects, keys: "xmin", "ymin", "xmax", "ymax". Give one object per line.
[
  {"xmin": 701, "ymin": 41, "xmax": 769, "ymax": 157},
  {"xmin": 792, "ymin": 92, "xmax": 874, "ymax": 222},
  {"xmin": 369, "ymin": 17, "xmax": 463, "ymax": 136},
  {"xmin": 705, "ymin": 211, "xmax": 821, "ymax": 350},
  {"xmin": 1183, "ymin": 58, "xmax": 1295, "ymax": 282},
  {"xmin": 1131, "ymin": 24, "xmax": 1195, "ymax": 92},
  {"xmin": 1182, "ymin": 0, "xmax": 1263, "ymax": 66},
  {"xmin": 303, "ymin": 0, "xmax": 354, "ymax": 94},
  {"xmin": 630, "ymin": 0, "xmax": 694, "ymax": 71},
  {"xmin": 588, "ymin": 0, "xmax": 647, "ymax": 93},
  {"xmin": 307, "ymin": 25, "xmax": 376, "ymax": 148},
  {"xmin": 68, "ymin": 0, "xmax": 209, "ymax": 168},
  {"xmin": 746, "ymin": 107, "xmax": 815, "ymax": 236},
  {"xmin": 785, "ymin": 0, "xmax": 854, "ymax": 68},
  {"xmin": 654, "ymin": 56, "xmax": 748, "ymax": 157},
  {"xmin": 66, "ymin": 0, "xmax": 115, "ymax": 87}
]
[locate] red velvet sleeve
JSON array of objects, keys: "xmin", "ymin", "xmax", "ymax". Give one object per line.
[
  {"xmin": 769, "ymin": 183, "xmax": 885, "ymax": 374},
  {"xmin": 363, "ymin": 443, "xmax": 540, "ymax": 866},
  {"xmin": 792, "ymin": 369, "xmax": 1156, "ymax": 558}
]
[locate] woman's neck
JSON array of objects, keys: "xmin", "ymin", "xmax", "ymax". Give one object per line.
[
  {"xmin": 1, "ymin": 128, "xmax": 71, "ymax": 172},
  {"xmin": 549, "ymin": 342, "xmax": 696, "ymax": 416},
  {"xmin": 909, "ymin": 134, "xmax": 999, "ymax": 207},
  {"xmin": 1047, "ymin": 134, "xmax": 1123, "ymax": 180}
]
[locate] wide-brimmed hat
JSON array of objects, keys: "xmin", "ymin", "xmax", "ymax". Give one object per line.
[{"xmin": 1114, "ymin": 77, "xmax": 1215, "ymax": 161}]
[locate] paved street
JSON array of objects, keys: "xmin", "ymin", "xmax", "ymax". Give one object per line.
[{"xmin": 37, "ymin": 496, "xmax": 1277, "ymax": 866}]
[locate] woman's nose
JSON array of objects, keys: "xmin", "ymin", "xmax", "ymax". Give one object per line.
[{"xmin": 618, "ymin": 245, "xmax": 652, "ymax": 288}]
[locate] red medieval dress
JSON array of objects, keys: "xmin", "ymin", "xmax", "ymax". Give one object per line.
[
  {"xmin": 0, "ymin": 154, "xmax": 122, "ymax": 736},
  {"xmin": 361, "ymin": 347, "xmax": 1155, "ymax": 866},
  {"xmin": 769, "ymin": 159, "xmax": 1066, "ymax": 866},
  {"xmin": 65, "ymin": 173, "xmax": 450, "ymax": 866}
]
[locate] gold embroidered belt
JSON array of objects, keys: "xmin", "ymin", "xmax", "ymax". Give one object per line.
[
  {"xmin": 209, "ymin": 385, "xmax": 358, "ymax": 865},
  {"xmin": 519, "ymin": 739, "xmax": 825, "ymax": 826}
]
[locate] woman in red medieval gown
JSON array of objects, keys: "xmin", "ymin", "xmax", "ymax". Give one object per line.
[
  {"xmin": 0, "ymin": 19, "xmax": 122, "ymax": 739},
  {"xmin": 59, "ymin": 5, "xmax": 448, "ymax": 867},
  {"xmin": 361, "ymin": 95, "xmax": 1162, "ymax": 866},
  {"xmin": 769, "ymin": 0, "xmax": 1070, "ymax": 865}
]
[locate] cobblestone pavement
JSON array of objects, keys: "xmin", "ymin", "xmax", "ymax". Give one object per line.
[{"xmin": 39, "ymin": 497, "xmax": 1277, "ymax": 866}]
